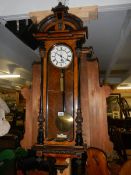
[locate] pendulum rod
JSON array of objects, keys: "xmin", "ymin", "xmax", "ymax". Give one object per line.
[{"xmin": 60, "ymin": 69, "xmax": 65, "ymax": 112}]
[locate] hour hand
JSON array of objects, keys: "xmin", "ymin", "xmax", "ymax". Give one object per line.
[{"xmin": 55, "ymin": 52, "xmax": 62, "ymax": 57}]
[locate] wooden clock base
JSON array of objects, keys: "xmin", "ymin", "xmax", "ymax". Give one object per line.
[{"xmin": 32, "ymin": 144, "xmax": 87, "ymax": 175}]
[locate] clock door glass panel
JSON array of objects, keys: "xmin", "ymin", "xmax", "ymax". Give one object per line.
[{"xmin": 46, "ymin": 60, "xmax": 74, "ymax": 141}]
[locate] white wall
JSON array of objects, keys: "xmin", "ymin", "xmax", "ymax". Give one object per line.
[{"xmin": 0, "ymin": 0, "xmax": 131, "ymax": 16}]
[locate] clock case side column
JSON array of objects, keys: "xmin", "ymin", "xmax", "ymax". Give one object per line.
[
  {"xmin": 37, "ymin": 46, "xmax": 46, "ymax": 145},
  {"xmin": 74, "ymin": 49, "xmax": 84, "ymax": 146}
]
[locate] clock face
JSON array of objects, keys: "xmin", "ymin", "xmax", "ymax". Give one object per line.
[{"xmin": 50, "ymin": 44, "xmax": 73, "ymax": 68}]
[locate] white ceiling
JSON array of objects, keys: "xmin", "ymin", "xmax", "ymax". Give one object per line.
[
  {"xmin": 0, "ymin": 0, "xmax": 131, "ymax": 90},
  {"xmin": 0, "ymin": 0, "xmax": 131, "ymax": 16}
]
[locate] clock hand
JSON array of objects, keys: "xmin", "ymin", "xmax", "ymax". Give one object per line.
[
  {"xmin": 55, "ymin": 52, "xmax": 66, "ymax": 63},
  {"xmin": 61, "ymin": 56, "xmax": 70, "ymax": 61},
  {"xmin": 55, "ymin": 52, "xmax": 64, "ymax": 62},
  {"xmin": 55, "ymin": 52, "xmax": 62, "ymax": 57}
]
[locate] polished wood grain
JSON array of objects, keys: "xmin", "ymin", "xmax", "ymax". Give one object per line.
[
  {"xmin": 119, "ymin": 160, "xmax": 131, "ymax": 175},
  {"xmin": 80, "ymin": 48, "xmax": 113, "ymax": 152}
]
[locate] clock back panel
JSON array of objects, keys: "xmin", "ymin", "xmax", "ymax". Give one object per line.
[{"xmin": 46, "ymin": 59, "xmax": 74, "ymax": 141}]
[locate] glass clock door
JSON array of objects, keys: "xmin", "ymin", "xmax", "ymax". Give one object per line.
[{"xmin": 46, "ymin": 59, "xmax": 74, "ymax": 142}]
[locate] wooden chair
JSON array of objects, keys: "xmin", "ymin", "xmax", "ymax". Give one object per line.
[
  {"xmin": 119, "ymin": 97, "xmax": 130, "ymax": 119},
  {"xmin": 86, "ymin": 147, "xmax": 111, "ymax": 175},
  {"xmin": 119, "ymin": 160, "xmax": 131, "ymax": 175}
]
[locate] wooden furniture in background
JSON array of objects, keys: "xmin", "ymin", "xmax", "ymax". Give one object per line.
[
  {"xmin": 86, "ymin": 147, "xmax": 110, "ymax": 175},
  {"xmin": 107, "ymin": 93, "xmax": 122, "ymax": 119},
  {"xmin": 0, "ymin": 90, "xmax": 19, "ymax": 107},
  {"xmin": 119, "ymin": 97, "xmax": 131, "ymax": 119}
]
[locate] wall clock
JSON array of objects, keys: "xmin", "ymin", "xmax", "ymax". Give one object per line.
[
  {"xmin": 32, "ymin": 2, "xmax": 88, "ymax": 174},
  {"xmin": 50, "ymin": 44, "xmax": 73, "ymax": 68},
  {"xmin": 34, "ymin": 2, "xmax": 87, "ymax": 146},
  {"xmin": 23, "ymin": 3, "xmax": 113, "ymax": 174}
]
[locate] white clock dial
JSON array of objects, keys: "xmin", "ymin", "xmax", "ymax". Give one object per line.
[{"xmin": 50, "ymin": 44, "xmax": 73, "ymax": 68}]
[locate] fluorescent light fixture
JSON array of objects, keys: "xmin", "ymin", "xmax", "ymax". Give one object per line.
[
  {"xmin": 117, "ymin": 86, "xmax": 131, "ymax": 90},
  {"xmin": 0, "ymin": 74, "xmax": 20, "ymax": 78}
]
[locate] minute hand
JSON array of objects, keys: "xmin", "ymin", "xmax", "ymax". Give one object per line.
[{"xmin": 55, "ymin": 52, "xmax": 62, "ymax": 57}]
